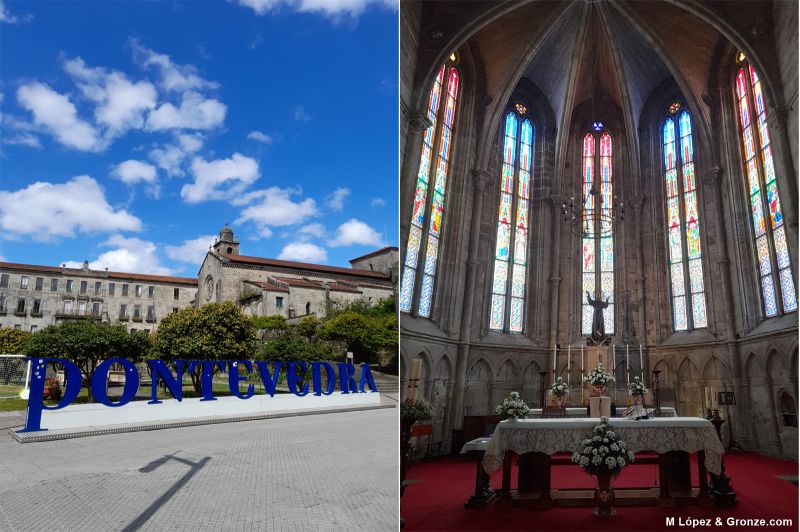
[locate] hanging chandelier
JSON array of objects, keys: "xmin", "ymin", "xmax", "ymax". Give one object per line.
[{"xmin": 560, "ymin": 189, "xmax": 624, "ymax": 238}]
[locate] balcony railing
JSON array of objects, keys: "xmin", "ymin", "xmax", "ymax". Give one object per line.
[{"xmin": 55, "ymin": 309, "xmax": 101, "ymax": 319}]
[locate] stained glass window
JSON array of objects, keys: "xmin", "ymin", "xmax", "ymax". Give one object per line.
[
  {"xmin": 400, "ymin": 64, "xmax": 460, "ymax": 316},
  {"xmin": 581, "ymin": 132, "xmax": 615, "ymax": 336},
  {"xmin": 735, "ymin": 63, "xmax": 797, "ymax": 316},
  {"xmin": 489, "ymin": 109, "xmax": 534, "ymax": 332},
  {"xmin": 662, "ymin": 111, "xmax": 707, "ymax": 331}
]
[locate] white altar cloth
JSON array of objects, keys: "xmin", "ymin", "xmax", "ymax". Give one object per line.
[
  {"xmin": 527, "ymin": 406, "xmax": 676, "ymax": 417},
  {"xmin": 482, "ymin": 417, "xmax": 724, "ymax": 475}
]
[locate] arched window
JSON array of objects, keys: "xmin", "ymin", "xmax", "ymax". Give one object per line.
[
  {"xmin": 662, "ymin": 109, "xmax": 707, "ymax": 331},
  {"xmin": 489, "ymin": 109, "xmax": 534, "ymax": 332},
  {"xmin": 779, "ymin": 390, "xmax": 797, "ymax": 428},
  {"xmin": 735, "ymin": 61, "xmax": 797, "ymax": 316},
  {"xmin": 581, "ymin": 131, "xmax": 615, "ymax": 336},
  {"xmin": 399, "ymin": 63, "xmax": 460, "ymax": 317}
]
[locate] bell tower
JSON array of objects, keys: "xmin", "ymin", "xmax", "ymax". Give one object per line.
[{"xmin": 213, "ymin": 224, "xmax": 240, "ymax": 256}]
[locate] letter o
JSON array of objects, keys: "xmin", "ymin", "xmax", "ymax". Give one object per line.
[{"xmin": 91, "ymin": 358, "xmax": 140, "ymax": 407}]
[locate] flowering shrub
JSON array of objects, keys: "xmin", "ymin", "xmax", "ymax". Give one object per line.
[
  {"xmin": 629, "ymin": 376, "xmax": 648, "ymax": 397},
  {"xmin": 572, "ymin": 417, "xmax": 634, "ymax": 477},
  {"xmin": 495, "ymin": 391, "xmax": 529, "ymax": 421},
  {"xmin": 584, "ymin": 362, "xmax": 615, "ymax": 387},
  {"xmin": 400, "ymin": 397, "xmax": 432, "ymax": 425},
  {"xmin": 549, "ymin": 376, "xmax": 569, "ymax": 398}
]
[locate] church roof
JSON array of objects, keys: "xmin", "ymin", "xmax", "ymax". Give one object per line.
[
  {"xmin": 0, "ymin": 261, "xmax": 197, "ymax": 286},
  {"xmin": 220, "ymin": 253, "xmax": 392, "ymax": 282}
]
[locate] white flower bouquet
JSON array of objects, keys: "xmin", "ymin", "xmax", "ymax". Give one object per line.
[
  {"xmin": 549, "ymin": 376, "xmax": 569, "ymax": 398},
  {"xmin": 571, "ymin": 417, "xmax": 634, "ymax": 477},
  {"xmin": 584, "ymin": 362, "xmax": 615, "ymax": 387},
  {"xmin": 629, "ymin": 376, "xmax": 648, "ymax": 397},
  {"xmin": 495, "ymin": 391, "xmax": 530, "ymax": 421}
]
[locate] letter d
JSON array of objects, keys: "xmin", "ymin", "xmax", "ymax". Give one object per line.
[{"xmin": 18, "ymin": 358, "xmax": 82, "ymax": 433}]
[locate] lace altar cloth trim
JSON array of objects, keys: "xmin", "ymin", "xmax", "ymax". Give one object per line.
[{"xmin": 482, "ymin": 417, "xmax": 725, "ymax": 475}]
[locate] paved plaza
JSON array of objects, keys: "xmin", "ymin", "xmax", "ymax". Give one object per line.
[{"xmin": 0, "ymin": 403, "xmax": 398, "ymax": 531}]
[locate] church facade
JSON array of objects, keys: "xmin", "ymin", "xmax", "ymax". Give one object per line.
[
  {"xmin": 0, "ymin": 225, "xmax": 396, "ymax": 334},
  {"xmin": 400, "ymin": 0, "xmax": 798, "ymax": 460}
]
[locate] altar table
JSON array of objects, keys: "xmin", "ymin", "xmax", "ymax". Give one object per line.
[
  {"xmin": 463, "ymin": 417, "xmax": 727, "ymax": 509},
  {"xmin": 527, "ymin": 407, "xmax": 677, "ymax": 418}
]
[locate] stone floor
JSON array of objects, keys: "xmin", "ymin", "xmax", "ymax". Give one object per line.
[{"xmin": 0, "ymin": 403, "xmax": 398, "ymax": 531}]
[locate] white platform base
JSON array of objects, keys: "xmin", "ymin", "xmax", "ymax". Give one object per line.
[{"xmin": 36, "ymin": 392, "xmax": 380, "ymax": 431}]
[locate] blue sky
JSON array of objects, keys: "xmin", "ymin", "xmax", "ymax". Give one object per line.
[{"xmin": 0, "ymin": 0, "xmax": 398, "ymax": 278}]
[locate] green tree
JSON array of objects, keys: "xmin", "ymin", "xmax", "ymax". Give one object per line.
[
  {"xmin": 22, "ymin": 320, "xmax": 149, "ymax": 402},
  {"xmin": 152, "ymin": 302, "xmax": 257, "ymax": 394},
  {"xmin": 0, "ymin": 328, "xmax": 31, "ymax": 354}
]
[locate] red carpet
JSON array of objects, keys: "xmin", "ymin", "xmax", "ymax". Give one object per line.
[{"xmin": 402, "ymin": 452, "xmax": 798, "ymax": 531}]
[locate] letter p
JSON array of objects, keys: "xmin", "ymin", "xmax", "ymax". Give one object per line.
[{"xmin": 18, "ymin": 358, "xmax": 82, "ymax": 433}]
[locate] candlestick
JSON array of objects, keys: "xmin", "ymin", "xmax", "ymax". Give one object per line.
[
  {"xmin": 567, "ymin": 344, "xmax": 571, "ymax": 371},
  {"xmin": 581, "ymin": 345, "xmax": 584, "ymax": 372},
  {"xmin": 626, "ymin": 344, "xmax": 630, "ymax": 385},
  {"xmin": 553, "ymin": 344, "xmax": 557, "ymax": 372},
  {"xmin": 639, "ymin": 344, "xmax": 644, "ymax": 382}
]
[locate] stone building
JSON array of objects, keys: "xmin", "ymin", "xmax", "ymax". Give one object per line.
[
  {"xmin": 0, "ymin": 261, "xmax": 197, "ymax": 334},
  {"xmin": 400, "ymin": 1, "xmax": 798, "ymax": 459},
  {"xmin": 199, "ymin": 226, "xmax": 396, "ymax": 320},
  {"xmin": 0, "ymin": 225, "xmax": 396, "ymax": 334}
]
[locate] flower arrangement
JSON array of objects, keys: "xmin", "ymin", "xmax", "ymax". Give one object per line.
[
  {"xmin": 629, "ymin": 376, "xmax": 648, "ymax": 397},
  {"xmin": 400, "ymin": 397, "xmax": 433, "ymax": 425},
  {"xmin": 584, "ymin": 362, "xmax": 615, "ymax": 387},
  {"xmin": 495, "ymin": 391, "xmax": 530, "ymax": 421},
  {"xmin": 572, "ymin": 417, "xmax": 634, "ymax": 477},
  {"xmin": 549, "ymin": 376, "xmax": 569, "ymax": 398}
]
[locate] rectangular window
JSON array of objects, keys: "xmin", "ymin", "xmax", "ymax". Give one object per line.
[
  {"xmin": 0, "ymin": 295, "xmax": 6, "ymax": 311},
  {"xmin": 0, "ymin": 274, "xmax": 8, "ymax": 287},
  {"xmin": 64, "ymin": 300, "xmax": 73, "ymax": 313},
  {"xmin": 109, "ymin": 282, "xmax": 115, "ymax": 296},
  {"xmin": 276, "ymin": 296, "xmax": 284, "ymax": 308},
  {"xmin": 16, "ymin": 298, "xmax": 25, "ymax": 313},
  {"xmin": 172, "ymin": 307, "xmax": 179, "ymax": 313},
  {"xmin": 95, "ymin": 282, "xmax": 102, "ymax": 294},
  {"xmin": 147, "ymin": 305, "xmax": 155, "ymax": 320},
  {"xmin": 80, "ymin": 280, "xmax": 87, "ymax": 294},
  {"xmin": 135, "ymin": 285, "xmax": 142, "ymax": 297},
  {"xmin": 30, "ymin": 325, "xmax": 37, "ymax": 333},
  {"xmin": 78, "ymin": 301, "xmax": 86, "ymax": 315},
  {"xmin": 32, "ymin": 299, "xmax": 41, "ymax": 314},
  {"xmin": 122, "ymin": 284, "xmax": 128, "ymax": 296},
  {"xmin": 133, "ymin": 304, "xmax": 141, "ymax": 318},
  {"xmin": 35, "ymin": 277, "xmax": 43, "ymax": 291},
  {"xmin": 20, "ymin": 276, "xmax": 28, "ymax": 289},
  {"xmin": 14, "ymin": 324, "xmax": 20, "ymax": 330},
  {"xmin": 148, "ymin": 286, "xmax": 155, "ymax": 298},
  {"xmin": 50, "ymin": 278, "xmax": 58, "ymax": 291},
  {"xmin": 92, "ymin": 302, "xmax": 100, "ymax": 315},
  {"xmin": 119, "ymin": 304, "xmax": 127, "ymax": 318},
  {"xmin": 66, "ymin": 280, "xmax": 74, "ymax": 292},
  {"xmin": 174, "ymin": 288, "xmax": 180, "ymax": 300}
]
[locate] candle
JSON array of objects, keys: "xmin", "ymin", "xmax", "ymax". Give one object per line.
[
  {"xmin": 581, "ymin": 345, "xmax": 584, "ymax": 372},
  {"xmin": 626, "ymin": 344, "xmax": 630, "ymax": 385},
  {"xmin": 567, "ymin": 344, "xmax": 571, "ymax": 371},
  {"xmin": 407, "ymin": 359, "xmax": 422, "ymax": 401},
  {"xmin": 553, "ymin": 344, "xmax": 557, "ymax": 372},
  {"xmin": 639, "ymin": 345, "xmax": 644, "ymax": 382}
]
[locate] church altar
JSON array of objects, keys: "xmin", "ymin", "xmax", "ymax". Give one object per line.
[
  {"xmin": 460, "ymin": 416, "xmax": 728, "ymax": 509},
  {"xmin": 527, "ymin": 407, "xmax": 676, "ymax": 418}
]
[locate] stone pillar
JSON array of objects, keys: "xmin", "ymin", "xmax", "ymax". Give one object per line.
[
  {"xmin": 487, "ymin": 379, "xmax": 497, "ymax": 416},
  {"xmin": 764, "ymin": 377, "xmax": 784, "ymax": 455},
  {"xmin": 448, "ymin": 169, "xmax": 494, "ymax": 434},
  {"xmin": 704, "ymin": 166, "xmax": 750, "ymax": 443},
  {"xmin": 400, "ymin": 112, "xmax": 433, "ymax": 243},
  {"xmin": 548, "ymin": 195, "xmax": 566, "ymax": 348},
  {"xmin": 632, "ymin": 196, "xmax": 647, "ymax": 344}
]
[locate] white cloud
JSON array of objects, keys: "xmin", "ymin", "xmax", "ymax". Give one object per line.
[
  {"xmin": 278, "ymin": 242, "xmax": 327, "ymax": 263},
  {"xmin": 293, "ymin": 104, "xmax": 311, "ymax": 122},
  {"xmin": 0, "ymin": 0, "xmax": 27, "ymax": 23},
  {"xmin": 235, "ymin": 187, "xmax": 318, "ymax": 234},
  {"xmin": 16, "ymin": 82, "xmax": 103, "ymax": 152},
  {"xmin": 247, "ymin": 130, "xmax": 273, "ymax": 144},
  {"xmin": 182, "ymin": 153, "xmax": 260, "ymax": 203},
  {"xmin": 65, "ymin": 235, "xmax": 173, "ymax": 275},
  {"xmin": 299, "ymin": 223, "xmax": 326, "ymax": 238},
  {"xmin": 130, "ymin": 38, "xmax": 218, "ymax": 93},
  {"xmin": 146, "ymin": 91, "xmax": 226, "ymax": 131},
  {"xmin": 329, "ymin": 218, "xmax": 384, "ymax": 247},
  {"xmin": 164, "ymin": 234, "xmax": 216, "ymax": 265},
  {"xmin": 4, "ymin": 132, "xmax": 41, "ymax": 149},
  {"xmin": 112, "ymin": 160, "xmax": 157, "ymax": 185},
  {"xmin": 326, "ymin": 187, "xmax": 350, "ymax": 211},
  {"xmin": 63, "ymin": 57, "xmax": 157, "ymax": 137},
  {"xmin": 237, "ymin": 0, "xmax": 396, "ymax": 18},
  {"xmin": 370, "ymin": 197, "xmax": 385, "ymax": 207},
  {"xmin": 149, "ymin": 132, "xmax": 204, "ymax": 176},
  {"xmin": 0, "ymin": 175, "xmax": 142, "ymax": 241}
]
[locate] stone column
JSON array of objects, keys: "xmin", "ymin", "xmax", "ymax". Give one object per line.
[
  {"xmin": 448, "ymin": 169, "xmax": 494, "ymax": 435},
  {"xmin": 764, "ymin": 377, "xmax": 784, "ymax": 455},
  {"xmin": 704, "ymin": 166, "xmax": 750, "ymax": 443},
  {"xmin": 487, "ymin": 379, "xmax": 497, "ymax": 416},
  {"xmin": 632, "ymin": 196, "xmax": 647, "ymax": 344},
  {"xmin": 400, "ymin": 112, "xmax": 433, "ymax": 243},
  {"xmin": 548, "ymin": 194, "xmax": 567, "ymax": 349}
]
